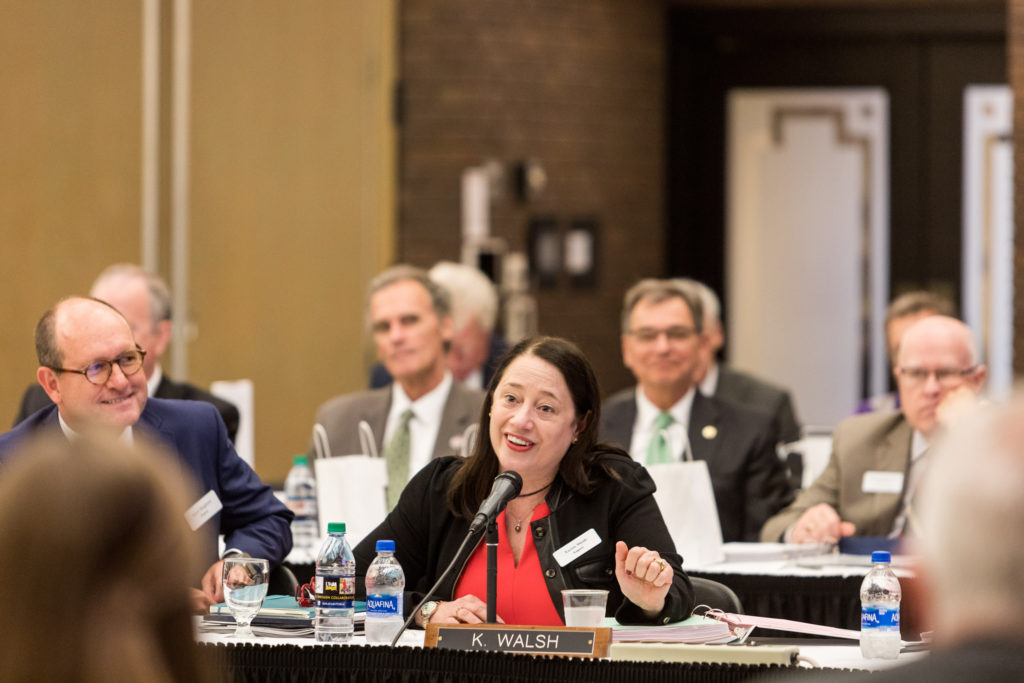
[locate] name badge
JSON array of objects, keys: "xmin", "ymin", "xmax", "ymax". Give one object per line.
[
  {"xmin": 553, "ymin": 528, "xmax": 602, "ymax": 567},
  {"xmin": 862, "ymin": 471, "xmax": 904, "ymax": 495},
  {"xmin": 185, "ymin": 489, "xmax": 223, "ymax": 530}
]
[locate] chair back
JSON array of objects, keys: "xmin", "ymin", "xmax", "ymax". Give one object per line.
[
  {"xmin": 691, "ymin": 576, "xmax": 743, "ymax": 614},
  {"xmin": 268, "ymin": 563, "xmax": 299, "ymax": 596}
]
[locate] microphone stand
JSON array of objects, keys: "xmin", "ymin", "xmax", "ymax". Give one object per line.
[{"xmin": 486, "ymin": 519, "xmax": 499, "ymax": 624}]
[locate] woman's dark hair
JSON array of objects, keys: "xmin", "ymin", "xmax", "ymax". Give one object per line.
[{"xmin": 448, "ymin": 336, "xmax": 613, "ymax": 519}]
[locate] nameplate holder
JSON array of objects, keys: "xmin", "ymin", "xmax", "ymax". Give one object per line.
[{"xmin": 425, "ymin": 623, "xmax": 611, "ymax": 658}]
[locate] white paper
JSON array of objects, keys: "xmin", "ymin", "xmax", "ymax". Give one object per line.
[
  {"xmin": 314, "ymin": 455, "xmax": 388, "ymax": 547},
  {"xmin": 186, "ymin": 489, "xmax": 223, "ymax": 531},
  {"xmin": 553, "ymin": 528, "xmax": 602, "ymax": 567},
  {"xmin": 647, "ymin": 461, "xmax": 725, "ymax": 566},
  {"xmin": 861, "ymin": 470, "xmax": 904, "ymax": 494}
]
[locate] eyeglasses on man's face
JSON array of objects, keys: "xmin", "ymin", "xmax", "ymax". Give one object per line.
[
  {"xmin": 627, "ymin": 326, "xmax": 697, "ymax": 344},
  {"xmin": 896, "ymin": 365, "xmax": 977, "ymax": 388},
  {"xmin": 48, "ymin": 347, "xmax": 147, "ymax": 385}
]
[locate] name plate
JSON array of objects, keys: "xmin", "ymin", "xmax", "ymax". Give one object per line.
[{"xmin": 425, "ymin": 623, "xmax": 611, "ymax": 658}]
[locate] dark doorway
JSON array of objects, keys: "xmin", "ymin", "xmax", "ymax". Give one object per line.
[{"xmin": 666, "ymin": 4, "xmax": 1006, "ymax": 346}]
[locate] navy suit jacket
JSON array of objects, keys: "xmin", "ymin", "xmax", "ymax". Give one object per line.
[
  {"xmin": 13, "ymin": 376, "xmax": 241, "ymax": 444},
  {"xmin": 600, "ymin": 388, "xmax": 794, "ymax": 542},
  {"xmin": 0, "ymin": 398, "xmax": 292, "ymax": 571}
]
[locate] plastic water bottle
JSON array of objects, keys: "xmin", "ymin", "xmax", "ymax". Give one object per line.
[
  {"xmin": 284, "ymin": 455, "xmax": 319, "ymax": 555},
  {"xmin": 860, "ymin": 550, "xmax": 902, "ymax": 659},
  {"xmin": 315, "ymin": 522, "xmax": 355, "ymax": 643},
  {"xmin": 364, "ymin": 540, "xmax": 405, "ymax": 644}
]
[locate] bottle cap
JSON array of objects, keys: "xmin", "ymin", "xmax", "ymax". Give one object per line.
[
  {"xmin": 871, "ymin": 550, "xmax": 891, "ymax": 563},
  {"xmin": 327, "ymin": 522, "xmax": 346, "ymax": 534},
  {"xmin": 376, "ymin": 539, "xmax": 395, "ymax": 552},
  {"xmin": 293, "ymin": 455, "xmax": 308, "ymax": 465}
]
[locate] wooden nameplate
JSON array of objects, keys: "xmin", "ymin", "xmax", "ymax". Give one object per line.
[{"xmin": 425, "ymin": 623, "xmax": 611, "ymax": 658}]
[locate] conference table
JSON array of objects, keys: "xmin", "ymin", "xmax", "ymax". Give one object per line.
[
  {"xmin": 685, "ymin": 549, "xmax": 923, "ymax": 640},
  {"xmin": 285, "ymin": 546, "xmax": 924, "ymax": 640},
  {"xmin": 196, "ymin": 626, "xmax": 925, "ymax": 682}
]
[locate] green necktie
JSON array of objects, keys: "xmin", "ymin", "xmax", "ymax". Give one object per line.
[
  {"xmin": 384, "ymin": 408, "xmax": 414, "ymax": 511},
  {"xmin": 646, "ymin": 411, "xmax": 675, "ymax": 465}
]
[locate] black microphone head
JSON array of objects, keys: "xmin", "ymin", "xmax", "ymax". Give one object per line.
[{"xmin": 497, "ymin": 470, "xmax": 523, "ymax": 497}]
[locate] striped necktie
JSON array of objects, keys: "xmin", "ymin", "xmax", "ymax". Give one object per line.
[
  {"xmin": 384, "ymin": 408, "xmax": 414, "ymax": 511},
  {"xmin": 646, "ymin": 411, "xmax": 675, "ymax": 465}
]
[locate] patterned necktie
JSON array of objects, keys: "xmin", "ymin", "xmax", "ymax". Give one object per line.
[
  {"xmin": 646, "ymin": 411, "xmax": 675, "ymax": 465},
  {"xmin": 384, "ymin": 408, "xmax": 414, "ymax": 511},
  {"xmin": 890, "ymin": 449, "xmax": 928, "ymax": 539}
]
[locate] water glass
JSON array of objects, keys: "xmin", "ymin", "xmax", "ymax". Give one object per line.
[
  {"xmin": 223, "ymin": 557, "xmax": 270, "ymax": 638},
  {"xmin": 561, "ymin": 589, "xmax": 608, "ymax": 627}
]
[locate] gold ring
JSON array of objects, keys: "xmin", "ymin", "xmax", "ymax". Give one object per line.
[{"xmin": 658, "ymin": 559, "xmax": 667, "ymax": 572}]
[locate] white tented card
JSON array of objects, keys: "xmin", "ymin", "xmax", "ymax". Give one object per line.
[
  {"xmin": 185, "ymin": 489, "xmax": 223, "ymax": 530},
  {"xmin": 553, "ymin": 528, "xmax": 602, "ymax": 567},
  {"xmin": 861, "ymin": 471, "xmax": 904, "ymax": 495}
]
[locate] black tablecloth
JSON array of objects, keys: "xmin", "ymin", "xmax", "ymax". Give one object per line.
[
  {"xmin": 203, "ymin": 642, "xmax": 865, "ymax": 683},
  {"xmin": 691, "ymin": 571, "xmax": 923, "ymax": 640}
]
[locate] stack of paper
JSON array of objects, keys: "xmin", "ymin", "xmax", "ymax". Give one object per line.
[{"xmin": 606, "ymin": 615, "xmax": 735, "ymax": 644}]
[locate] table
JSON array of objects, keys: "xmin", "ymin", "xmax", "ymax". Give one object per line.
[
  {"xmin": 196, "ymin": 630, "xmax": 924, "ymax": 683},
  {"xmin": 286, "ymin": 556, "xmax": 925, "ymax": 640},
  {"xmin": 688, "ymin": 556, "xmax": 923, "ymax": 639}
]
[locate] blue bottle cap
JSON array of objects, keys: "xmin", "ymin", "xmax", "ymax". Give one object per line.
[
  {"xmin": 293, "ymin": 454, "xmax": 308, "ymax": 465},
  {"xmin": 327, "ymin": 522, "xmax": 346, "ymax": 534},
  {"xmin": 376, "ymin": 539, "xmax": 395, "ymax": 552},
  {"xmin": 871, "ymin": 550, "xmax": 891, "ymax": 563}
]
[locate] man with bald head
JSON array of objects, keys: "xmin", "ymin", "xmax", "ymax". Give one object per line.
[
  {"xmin": 13, "ymin": 263, "xmax": 240, "ymax": 442},
  {"xmin": 0, "ymin": 297, "xmax": 292, "ymax": 611},
  {"xmin": 761, "ymin": 315, "xmax": 986, "ymax": 543}
]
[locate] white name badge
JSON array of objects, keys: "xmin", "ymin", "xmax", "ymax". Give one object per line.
[
  {"xmin": 185, "ymin": 489, "xmax": 223, "ymax": 531},
  {"xmin": 862, "ymin": 471, "xmax": 904, "ymax": 495},
  {"xmin": 553, "ymin": 528, "xmax": 602, "ymax": 567}
]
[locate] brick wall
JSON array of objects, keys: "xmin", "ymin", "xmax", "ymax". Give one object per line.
[
  {"xmin": 398, "ymin": 0, "xmax": 667, "ymax": 396},
  {"xmin": 1013, "ymin": 0, "xmax": 1024, "ymax": 373}
]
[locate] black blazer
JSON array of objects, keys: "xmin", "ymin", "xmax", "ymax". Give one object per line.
[
  {"xmin": 353, "ymin": 453, "xmax": 695, "ymax": 625},
  {"xmin": 13, "ymin": 376, "xmax": 241, "ymax": 444},
  {"xmin": 714, "ymin": 365, "xmax": 802, "ymax": 444},
  {"xmin": 599, "ymin": 388, "xmax": 794, "ymax": 542}
]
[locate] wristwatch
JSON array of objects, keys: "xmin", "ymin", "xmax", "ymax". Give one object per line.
[{"xmin": 420, "ymin": 600, "xmax": 440, "ymax": 625}]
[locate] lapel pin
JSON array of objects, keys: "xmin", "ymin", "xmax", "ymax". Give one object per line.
[{"xmin": 701, "ymin": 425, "xmax": 718, "ymax": 440}]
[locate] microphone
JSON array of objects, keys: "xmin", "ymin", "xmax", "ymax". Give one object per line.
[{"xmin": 468, "ymin": 471, "xmax": 523, "ymax": 534}]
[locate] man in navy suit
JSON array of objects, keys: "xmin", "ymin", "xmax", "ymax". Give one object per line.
[
  {"xmin": 12, "ymin": 263, "xmax": 240, "ymax": 442},
  {"xmin": 0, "ymin": 296, "xmax": 292, "ymax": 612}
]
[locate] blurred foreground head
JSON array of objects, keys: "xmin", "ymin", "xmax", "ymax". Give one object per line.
[
  {"xmin": 0, "ymin": 432, "xmax": 217, "ymax": 683},
  {"xmin": 919, "ymin": 396, "xmax": 1024, "ymax": 645}
]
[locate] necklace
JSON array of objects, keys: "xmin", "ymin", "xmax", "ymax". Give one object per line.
[
  {"xmin": 515, "ymin": 480, "xmax": 553, "ymax": 499},
  {"xmin": 509, "ymin": 481, "xmax": 553, "ymax": 533}
]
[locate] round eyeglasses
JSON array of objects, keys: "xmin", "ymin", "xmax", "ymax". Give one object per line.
[{"xmin": 47, "ymin": 347, "xmax": 147, "ymax": 385}]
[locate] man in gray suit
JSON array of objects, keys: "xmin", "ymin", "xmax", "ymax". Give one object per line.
[
  {"xmin": 600, "ymin": 279, "xmax": 793, "ymax": 542},
  {"xmin": 761, "ymin": 316, "xmax": 985, "ymax": 543},
  {"xmin": 680, "ymin": 279, "xmax": 802, "ymax": 444},
  {"xmin": 312, "ymin": 265, "xmax": 484, "ymax": 507}
]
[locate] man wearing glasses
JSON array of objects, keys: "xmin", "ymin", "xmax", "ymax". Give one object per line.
[
  {"xmin": 0, "ymin": 297, "xmax": 293, "ymax": 612},
  {"xmin": 600, "ymin": 279, "xmax": 794, "ymax": 542},
  {"xmin": 12, "ymin": 263, "xmax": 240, "ymax": 443},
  {"xmin": 761, "ymin": 315, "xmax": 986, "ymax": 543}
]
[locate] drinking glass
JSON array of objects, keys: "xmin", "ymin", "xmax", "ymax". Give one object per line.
[
  {"xmin": 222, "ymin": 557, "xmax": 270, "ymax": 638},
  {"xmin": 561, "ymin": 589, "xmax": 608, "ymax": 627}
]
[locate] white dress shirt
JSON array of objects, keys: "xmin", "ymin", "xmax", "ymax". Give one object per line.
[
  {"xmin": 699, "ymin": 362, "xmax": 719, "ymax": 398},
  {"xmin": 383, "ymin": 372, "xmax": 453, "ymax": 476},
  {"xmin": 628, "ymin": 386, "xmax": 696, "ymax": 463}
]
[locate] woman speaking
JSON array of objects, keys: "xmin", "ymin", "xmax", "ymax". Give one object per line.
[{"xmin": 354, "ymin": 336, "xmax": 694, "ymax": 626}]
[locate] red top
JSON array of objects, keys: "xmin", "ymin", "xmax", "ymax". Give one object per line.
[{"xmin": 453, "ymin": 502, "xmax": 563, "ymax": 626}]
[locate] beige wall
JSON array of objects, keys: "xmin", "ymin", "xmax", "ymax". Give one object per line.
[
  {"xmin": 1, "ymin": 1, "xmax": 396, "ymax": 483},
  {"xmin": 1, "ymin": 1, "xmax": 143, "ymax": 426}
]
